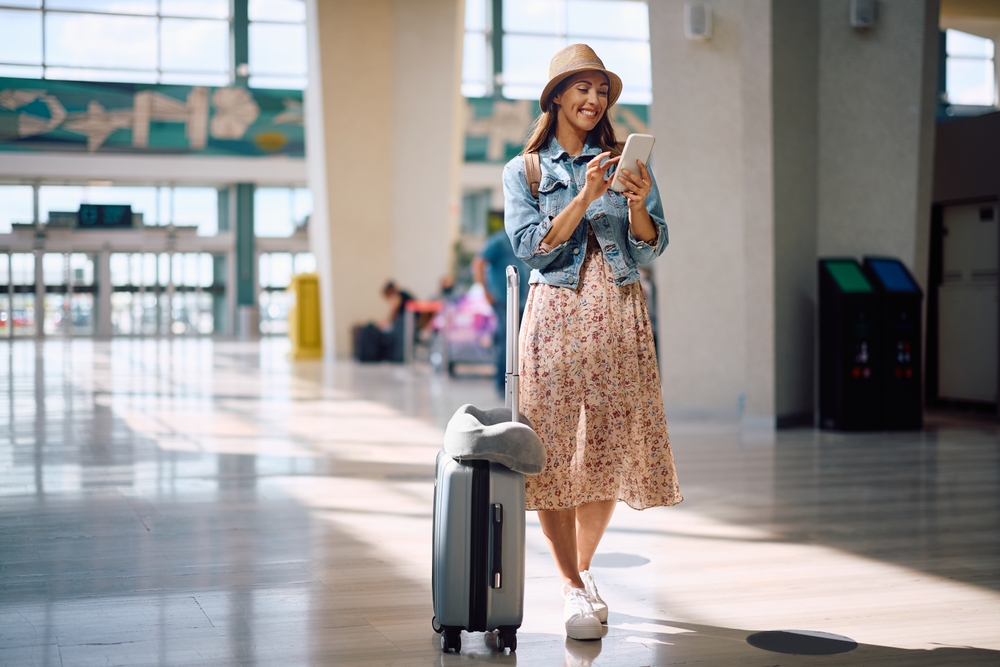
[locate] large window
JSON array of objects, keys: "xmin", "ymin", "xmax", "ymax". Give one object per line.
[
  {"xmin": 0, "ymin": 0, "xmax": 231, "ymax": 85},
  {"xmin": 254, "ymin": 187, "xmax": 311, "ymax": 238},
  {"xmin": 463, "ymin": 0, "xmax": 493, "ymax": 97},
  {"xmin": 34, "ymin": 185, "xmax": 218, "ymax": 235},
  {"xmin": 249, "ymin": 0, "xmax": 307, "ymax": 89},
  {"xmin": 0, "ymin": 185, "xmax": 34, "ymax": 233},
  {"xmin": 0, "ymin": 0, "xmax": 307, "ymax": 89},
  {"xmin": 945, "ymin": 29, "xmax": 997, "ymax": 108},
  {"xmin": 462, "ymin": 0, "xmax": 652, "ymax": 104}
]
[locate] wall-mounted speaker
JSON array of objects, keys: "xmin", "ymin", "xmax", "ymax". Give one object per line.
[
  {"xmin": 850, "ymin": 0, "xmax": 877, "ymax": 30},
  {"xmin": 684, "ymin": 2, "xmax": 712, "ymax": 42}
]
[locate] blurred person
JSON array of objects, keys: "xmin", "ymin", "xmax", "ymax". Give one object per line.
[
  {"xmin": 502, "ymin": 44, "xmax": 682, "ymax": 641},
  {"xmin": 472, "ymin": 218, "xmax": 530, "ymax": 396},
  {"xmin": 378, "ymin": 281, "xmax": 413, "ymax": 331},
  {"xmin": 355, "ymin": 281, "xmax": 414, "ymax": 362},
  {"xmin": 437, "ymin": 274, "xmax": 456, "ymax": 300},
  {"xmin": 379, "ymin": 281, "xmax": 414, "ymax": 362}
]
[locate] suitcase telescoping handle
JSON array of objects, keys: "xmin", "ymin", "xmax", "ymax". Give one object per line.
[{"xmin": 505, "ymin": 266, "xmax": 520, "ymax": 422}]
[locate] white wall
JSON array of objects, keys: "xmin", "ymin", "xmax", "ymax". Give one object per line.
[
  {"xmin": 816, "ymin": 0, "xmax": 939, "ymax": 291},
  {"xmin": 648, "ymin": 0, "xmax": 775, "ymax": 422}
]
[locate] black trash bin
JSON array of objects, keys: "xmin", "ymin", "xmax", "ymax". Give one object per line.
[
  {"xmin": 819, "ymin": 259, "xmax": 881, "ymax": 430},
  {"xmin": 863, "ymin": 257, "xmax": 923, "ymax": 430}
]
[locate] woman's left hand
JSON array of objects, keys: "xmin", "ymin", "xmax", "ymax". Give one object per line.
[{"xmin": 617, "ymin": 160, "xmax": 652, "ymax": 209}]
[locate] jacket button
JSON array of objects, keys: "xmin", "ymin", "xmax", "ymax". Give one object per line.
[{"xmin": 574, "ymin": 248, "xmax": 580, "ymax": 255}]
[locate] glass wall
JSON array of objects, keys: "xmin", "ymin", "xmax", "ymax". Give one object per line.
[
  {"xmin": 42, "ymin": 252, "xmax": 95, "ymax": 336},
  {"xmin": 1, "ymin": 184, "xmax": 313, "ymax": 338},
  {"xmin": 254, "ymin": 187, "xmax": 311, "ymax": 237},
  {"xmin": 0, "ymin": 0, "xmax": 308, "ymax": 89},
  {"xmin": 946, "ymin": 29, "xmax": 997, "ymax": 108},
  {"xmin": 0, "ymin": 186, "xmax": 33, "ymax": 234},
  {"xmin": 37, "ymin": 185, "xmax": 218, "ymax": 233},
  {"xmin": 258, "ymin": 251, "xmax": 315, "ymax": 334},
  {"xmin": 109, "ymin": 252, "xmax": 219, "ymax": 336},
  {"xmin": 0, "ymin": 0, "xmax": 231, "ymax": 85},
  {"xmin": 0, "ymin": 253, "xmax": 38, "ymax": 337},
  {"xmin": 462, "ymin": 0, "xmax": 652, "ymax": 104},
  {"xmin": 249, "ymin": 0, "xmax": 307, "ymax": 89}
]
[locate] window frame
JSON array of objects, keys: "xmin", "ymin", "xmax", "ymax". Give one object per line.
[
  {"xmin": 944, "ymin": 28, "xmax": 998, "ymax": 109},
  {"xmin": 462, "ymin": 0, "xmax": 652, "ymax": 103},
  {"xmin": 0, "ymin": 1, "xmax": 232, "ymax": 85}
]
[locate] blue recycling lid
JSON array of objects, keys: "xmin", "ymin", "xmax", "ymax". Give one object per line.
[{"xmin": 867, "ymin": 259, "xmax": 918, "ymax": 293}]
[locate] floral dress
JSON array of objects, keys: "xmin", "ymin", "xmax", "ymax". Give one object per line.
[{"xmin": 521, "ymin": 228, "xmax": 682, "ymax": 511}]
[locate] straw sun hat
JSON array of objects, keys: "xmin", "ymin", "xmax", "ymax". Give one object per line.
[{"xmin": 540, "ymin": 43, "xmax": 623, "ymax": 112}]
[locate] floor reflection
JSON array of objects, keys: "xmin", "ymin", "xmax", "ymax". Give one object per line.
[{"xmin": 0, "ymin": 338, "xmax": 998, "ymax": 666}]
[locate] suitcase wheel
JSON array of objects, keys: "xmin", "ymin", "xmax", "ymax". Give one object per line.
[
  {"xmin": 441, "ymin": 628, "xmax": 461, "ymax": 653},
  {"xmin": 431, "ymin": 616, "xmax": 442, "ymax": 634},
  {"xmin": 496, "ymin": 631, "xmax": 517, "ymax": 653}
]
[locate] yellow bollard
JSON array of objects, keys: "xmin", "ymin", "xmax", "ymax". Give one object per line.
[{"xmin": 287, "ymin": 272, "xmax": 323, "ymax": 360}]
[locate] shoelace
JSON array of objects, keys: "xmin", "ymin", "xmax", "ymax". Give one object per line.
[
  {"xmin": 565, "ymin": 588, "xmax": 594, "ymax": 616},
  {"xmin": 581, "ymin": 573, "xmax": 599, "ymax": 599}
]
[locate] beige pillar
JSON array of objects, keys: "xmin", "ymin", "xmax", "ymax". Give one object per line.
[
  {"xmin": 306, "ymin": 0, "xmax": 464, "ymax": 358},
  {"xmin": 648, "ymin": 0, "xmax": 776, "ymax": 424}
]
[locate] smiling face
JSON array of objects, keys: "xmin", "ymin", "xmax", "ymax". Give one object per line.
[{"xmin": 550, "ymin": 70, "xmax": 610, "ymax": 135}]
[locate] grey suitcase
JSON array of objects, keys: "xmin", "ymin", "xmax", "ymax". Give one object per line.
[{"xmin": 432, "ymin": 266, "xmax": 526, "ymax": 654}]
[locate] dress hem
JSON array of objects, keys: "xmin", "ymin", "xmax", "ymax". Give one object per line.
[{"xmin": 526, "ymin": 494, "xmax": 684, "ymax": 512}]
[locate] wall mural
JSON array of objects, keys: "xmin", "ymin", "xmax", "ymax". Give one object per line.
[
  {"xmin": 0, "ymin": 77, "xmax": 304, "ymax": 157},
  {"xmin": 463, "ymin": 97, "xmax": 650, "ymax": 163},
  {"xmin": 0, "ymin": 77, "xmax": 648, "ymax": 163}
]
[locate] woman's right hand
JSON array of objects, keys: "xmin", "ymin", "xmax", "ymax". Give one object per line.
[{"xmin": 578, "ymin": 152, "xmax": 619, "ymax": 206}]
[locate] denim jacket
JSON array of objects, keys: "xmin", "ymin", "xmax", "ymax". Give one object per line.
[{"xmin": 502, "ymin": 136, "xmax": 668, "ymax": 289}]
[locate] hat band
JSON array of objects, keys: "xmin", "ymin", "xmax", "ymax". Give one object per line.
[{"xmin": 551, "ymin": 58, "xmax": 605, "ymax": 77}]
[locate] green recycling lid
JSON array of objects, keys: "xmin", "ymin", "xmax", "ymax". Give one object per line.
[{"xmin": 824, "ymin": 260, "xmax": 873, "ymax": 293}]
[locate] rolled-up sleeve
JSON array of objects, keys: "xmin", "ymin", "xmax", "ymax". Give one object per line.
[
  {"xmin": 502, "ymin": 157, "xmax": 569, "ymax": 271},
  {"xmin": 626, "ymin": 169, "xmax": 669, "ymax": 266}
]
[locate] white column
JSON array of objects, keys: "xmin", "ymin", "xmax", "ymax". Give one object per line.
[
  {"xmin": 96, "ymin": 251, "xmax": 112, "ymax": 338},
  {"xmin": 649, "ymin": 0, "xmax": 756, "ymax": 418},
  {"xmin": 34, "ymin": 249, "xmax": 44, "ymax": 339},
  {"xmin": 166, "ymin": 251, "xmax": 175, "ymax": 337}
]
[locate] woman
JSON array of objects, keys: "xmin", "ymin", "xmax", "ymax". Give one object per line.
[{"xmin": 502, "ymin": 44, "xmax": 682, "ymax": 641}]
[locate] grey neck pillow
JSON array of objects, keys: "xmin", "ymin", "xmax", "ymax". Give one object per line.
[{"xmin": 444, "ymin": 404, "xmax": 546, "ymax": 475}]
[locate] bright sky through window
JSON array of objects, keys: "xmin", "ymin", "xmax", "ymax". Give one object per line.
[
  {"xmin": 946, "ymin": 29, "xmax": 997, "ymax": 107},
  {"xmin": 0, "ymin": 0, "xmax": 307, "ymax": 89},
  {"xmin": 462, "ymin": 0, "xmax": 651, "ymax": 104}
]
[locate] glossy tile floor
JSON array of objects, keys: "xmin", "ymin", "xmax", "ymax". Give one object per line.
[{"xmin": 1, "ymin": 338, "xmax": 999, "ymax": 666}]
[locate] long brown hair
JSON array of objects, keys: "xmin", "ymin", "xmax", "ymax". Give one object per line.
[{"xmin": 521, "ymin": 77, "xmax": 621, "ymax": 156}]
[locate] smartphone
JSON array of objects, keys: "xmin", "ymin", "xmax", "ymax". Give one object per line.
[{"xmin": 611, "ymin": 133, "xmax": 655, "ymax": 193}]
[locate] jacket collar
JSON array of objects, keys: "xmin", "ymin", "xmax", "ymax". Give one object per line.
[{"xmin": 543, "ymin": 135, "xmax": 603, "ymax": 162}]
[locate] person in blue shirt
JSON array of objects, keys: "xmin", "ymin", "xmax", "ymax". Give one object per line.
[{"xmin": 472, "ymin": 220, "xmax": 530, "ymax": 395}]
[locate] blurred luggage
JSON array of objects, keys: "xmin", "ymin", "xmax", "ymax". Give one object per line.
[
  {"xmin": 431, "ymin": 284, "xmax": 496, "ymax": 376},
  {"xmin": 353, "ymin": 323, "xmax": 385, "ymax": 362}
]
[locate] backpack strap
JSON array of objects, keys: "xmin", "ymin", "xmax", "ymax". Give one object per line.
[{"xmin": 523, "ymin": 152, "xmax": 541, "ymax": 200}]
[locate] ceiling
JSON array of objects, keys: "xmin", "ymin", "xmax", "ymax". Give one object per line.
[{"xmin": 940, "ymin": 0, "xmax": 1000, "ymax": 39}]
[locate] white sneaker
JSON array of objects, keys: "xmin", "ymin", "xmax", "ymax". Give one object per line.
[
  {"xmin": 563, "ymin": 587, "xmax": 602, "ymax": 640},
  {"xmin": 579, "ymin": 570, "xmax": 608, "ymax": 623}
]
